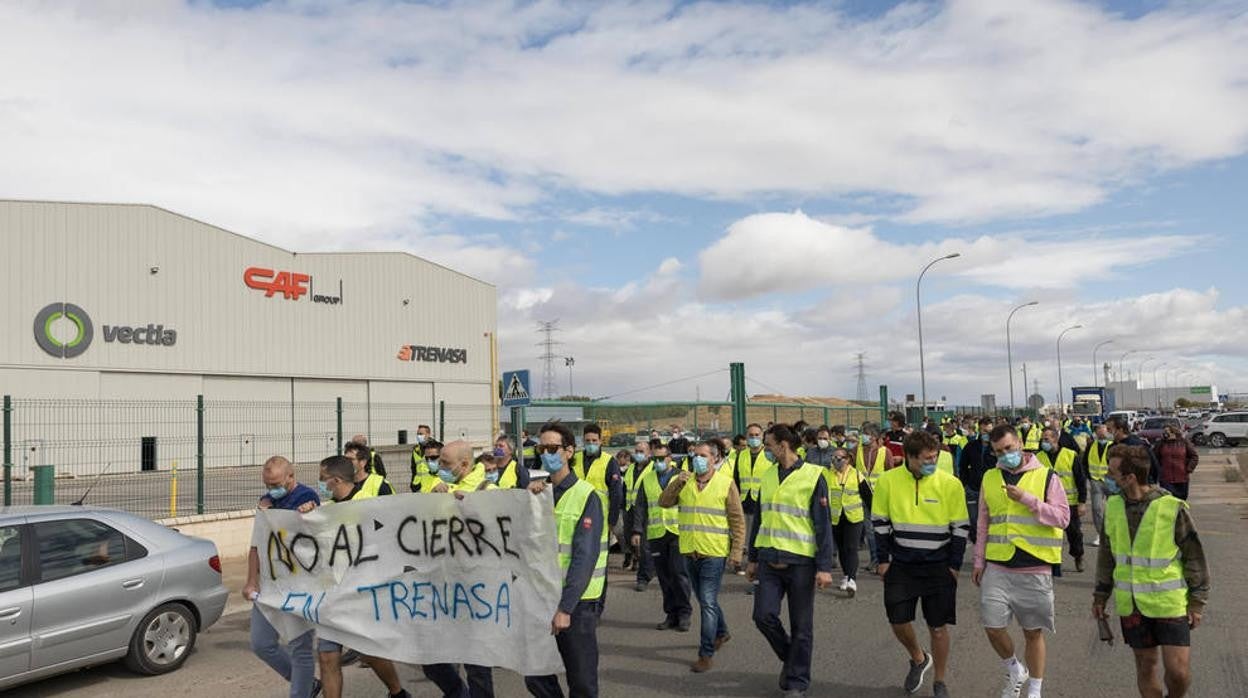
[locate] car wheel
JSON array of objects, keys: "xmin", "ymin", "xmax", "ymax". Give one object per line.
[
  {"xmin": 124, "ymin": 602, "xmax": 197, "ymax": 675},
  {"xmin": 1208, "ymin": 433, "xmax": 1227, "ymax": 448},
  {"xmin": 1191, "ymin": 433, "xmax": 1206, "ymax": 446}
]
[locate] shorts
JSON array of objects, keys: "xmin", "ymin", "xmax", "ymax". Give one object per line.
[
  {"xmin": 317, "ymin": 638, "xmax": 341, "ymax": 653},
  {"xmin": 1121, "ymin": 611, "xmax": 1191, "ymax": 649},
  {"xmin": 884, "ymin": 561, "xmax": 957, "ymax": 628},
  {"xmin": 979, "ymin": 565, "xmax": 1055, "ymax": 632}
]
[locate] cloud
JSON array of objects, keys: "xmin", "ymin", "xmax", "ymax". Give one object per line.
[
  {"xmin": 697, "ymin": 211, "xmax": 1202, "ymax": 300},
  {"xmin": 0, "ymin": 0, "xmax": 1245, "ymax": 241}
]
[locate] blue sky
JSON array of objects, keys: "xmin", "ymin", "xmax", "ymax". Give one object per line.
[{"xmin": 2, "ymin": 0, "xmax": 1246, "ymax": 404}]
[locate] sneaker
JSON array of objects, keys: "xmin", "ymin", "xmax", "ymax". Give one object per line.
[
  {"xmin": 634, "ymin": 582, "xmax": 648, "ymax": 592},
  {"xmin": 933, "ymin": 681, "xmax": 950, "ymax": 698},
  {"xmin": 1001, "ymin": 662, "xmax": 1029, "ymax": 698},
  {"xmin": 1088, "ymin": 536, "xmax": 1100, "ymax": 547},
  {"xmin": 1075, "ymin": 557, "xmax": 1085, "ymax": 573},
  {"xmin": 735, "ymin": 568, "xmax": 746, "ymax": 576},
  {"xmin": 622, "ymin": 554, "xmax": 633, "ymax": 569},
  {"xmin": 838, "ymin": 577, "xmax": 849, "ymax": 591},
  {"xmin": 846, "ymin": 578, "xmax": 857, "ymax": 597},
  {"xmin": 690, "ymin": 656, "xmax": 713, "ymax": 673},
  {"xmin": 676, "ymin": 617, "xmax": 691, "ymax": 632},
  {"xmin": 904, "ymin": 651, "xmax": 932, "ymax": 694}
]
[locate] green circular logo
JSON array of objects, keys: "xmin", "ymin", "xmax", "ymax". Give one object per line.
[{"xmin": 34, "ymin": 303, "xmax": 93, "ymax": 358}]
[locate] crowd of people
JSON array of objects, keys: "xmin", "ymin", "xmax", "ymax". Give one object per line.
[{"xmin": 242, "ymin": 412, "xmax": 1211, "ymax": 698}]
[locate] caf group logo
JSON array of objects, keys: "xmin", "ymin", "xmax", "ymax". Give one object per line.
[{"xmin": 34, "ymin": 302, "xmax": 94, "ymax": 358}]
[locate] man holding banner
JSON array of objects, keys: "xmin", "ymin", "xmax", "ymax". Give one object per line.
[{"xmin": 526, "ymin": 422, "xmax": 608, "ymax": 698}]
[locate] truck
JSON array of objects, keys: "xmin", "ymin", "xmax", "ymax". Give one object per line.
[{"xmin": 1071, "ymin": 386, "xmax": 1114, "ymax": 422}]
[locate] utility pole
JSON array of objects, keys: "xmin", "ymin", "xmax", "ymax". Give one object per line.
[
  {"xmin": 1021, "ymin": 363, "xmax": 1029, "ymax": 415},
  {"xmin": 854, "ymin": 353, "xmax": 868, "ymax": 402},
  {"xmin": 536, "ymin": 320, "xmax": 562, "ymax": 399}
]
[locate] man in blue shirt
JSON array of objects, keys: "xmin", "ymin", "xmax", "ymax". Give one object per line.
[{"xmin": 243, "ymin": 456, "xmax": 320, "ymax": 698}]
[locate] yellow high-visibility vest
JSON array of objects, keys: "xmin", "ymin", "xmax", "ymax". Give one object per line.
[
  {"xmin": 825, "ymin": 465, "xmax": 864, "ymax": 524},
  {"xmin": 982, "ymin": 467, "xmax": 1062, "ymax": 564},
  {"xmin": 755, "ymin": 463, "xmax": 823, "ymax": 558},
  {"xmin": 1106, "ymin": 494, "xmax": 1188, "ymax": 618},
  {"xmin": 1037, "ymin": 448, "xmax": 1078, "ymax": 505},
  {"xmin": 678, "ymin": 467, "xmax": 733, "ymax": 557},
  {"xmin": 555, "ymin": 479, "xmax": 607, "ymax": 601},
  {"xmin": 641, "ymin": 469, "xmax": 680, "ymax": 540}
]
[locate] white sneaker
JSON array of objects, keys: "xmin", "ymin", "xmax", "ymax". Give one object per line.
[
  {"xmin": 846, "ymin": 578, "xmax": 857, "ymax": 596},
  {"xmin": 1001, "ymin": 663, "xmax": 1029, "ymax": 698},
  {"xmin": 839, "ymin": 577, "xmax": 849, "ymax": 591},
  {"xmin": 1089, "ymin": 536, "xmax": 1100, "ymax": 547}
]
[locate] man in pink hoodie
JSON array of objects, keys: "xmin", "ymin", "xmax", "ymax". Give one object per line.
[{"xmin": 972, "ymin": 424, "xmax": 1071, "ymax": 698}]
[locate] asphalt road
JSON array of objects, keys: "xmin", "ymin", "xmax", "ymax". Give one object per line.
[{"xmin": 9, "ymin": 455, "xmax": 1248, "ymax": 698}]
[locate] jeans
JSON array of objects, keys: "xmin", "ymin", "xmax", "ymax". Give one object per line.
[
  {"xmin": 685, "ymin": 556, "xmax": 729, "ymax": 657},
  {"xmin": 249, "ymin": 605, "xmax": 316, "ymax": 698},
  {"xmin": 830, "ymin": 519, "xmax": 861, "ymax": 580},
  {"xmin": 1089, "ymin": 479, "xmax": 1108, "ymax": 537},
  {"xmin": 422, "ymin": 664, "xmax": 469, "ymax": 697},
  {"xmin": 1065, "ymin": 504, "xmax": 1085, "ymax": 561},
  {"xmin": 525, "ymin": 600, "xmax": 602, "ymax": 698},
  {"xmin": 752, "ymin": 562, "xmax": 816, "ymax": 691},
  {"xmin": 1161, "ymin": 480, "xmax": 1190, "ymax": 500},
  {"xmin": 860, "ymin": 489, "xmax": 879, "ymax": 565},
  {"xmin": 651, "ymin": 532, "xmax": 692, "ymax": 622},
  {"xmin": 965, "ymin": 488, "xmax": 980, "ymax": 544}
]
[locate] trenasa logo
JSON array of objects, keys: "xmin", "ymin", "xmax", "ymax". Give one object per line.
[{"xmin": 34, "ymin": 302, "xmax": 94, "ymax": 358}]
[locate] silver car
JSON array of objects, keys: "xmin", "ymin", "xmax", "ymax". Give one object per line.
[{"xmin": 0, "ymin": 505, "xmax": 229, "ymax": 690}]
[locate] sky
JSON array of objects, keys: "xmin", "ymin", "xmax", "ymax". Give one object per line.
[{"xmin": 2, "ymin": 0, "xmax": 1246, "ymax": 406}]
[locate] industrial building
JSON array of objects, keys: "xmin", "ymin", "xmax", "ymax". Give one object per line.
[{"xmin": 0, "ymin": 200, "xmax": 498, "ymax": 477}]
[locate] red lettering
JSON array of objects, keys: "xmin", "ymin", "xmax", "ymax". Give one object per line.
[{"xmin": 244, "ymin": 267, "xmax": 310, "ymax": 301}]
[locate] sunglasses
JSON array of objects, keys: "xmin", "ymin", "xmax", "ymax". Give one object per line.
[{"xmin": 537, "ymin": 444, "xmax": 565, "ymax": 454}]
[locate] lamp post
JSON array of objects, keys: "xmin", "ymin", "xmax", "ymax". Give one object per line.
[
  {"xmin": 1057, "ymin": 325, "xmax": 1083, "ymax": 415},
  {"xmin": 1007, "ymin": 301, "xmax": 1039, "ymax": 415},
  {"xmin": 1138, "ymin": 357, "xmax": 1156, "ymax": 410},
  {"xmin": 1153, "ymin": 362, "xmax": 1168, "ymax": 411},
  {"xmin": 1118, "ymin": 350, "xmax": 1138, "ymax": 385},
  {"xmin": 1092, "ymin": 339, "xmax": 1114, "ymax": 389},
  {"xmin": 916, "ymin": 252, "xmax": 960, "ymax": 419},
  {"xmin": 564, "ymin": 356, "xmax": 575, "ymax": 397}
]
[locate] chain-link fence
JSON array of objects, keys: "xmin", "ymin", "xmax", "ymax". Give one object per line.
[{"xmin": 1, "ymin": 395, "xmax": 490, "ymax": 519}]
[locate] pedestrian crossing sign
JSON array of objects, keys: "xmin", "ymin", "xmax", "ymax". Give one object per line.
[{"xmin": 502, "ymin": 370, "xmax": 532, "ymax": 407}]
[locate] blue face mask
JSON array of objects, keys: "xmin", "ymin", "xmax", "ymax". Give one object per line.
[
  {"xmin": 764, "ymin": 450, "xmax": 776, "ymax": 462},
  {"xmin": 692, "ymin": 455, "xmax": 709, "ymax": 475},
  {"xmin": 1104, "ymin": 477, "xmax": 1121, "ymax": 494},
  {"xmin": 919, "ymin": 461, "xmax": 938, "ymax": 477},
  {"xmin": 266, "ymin": 486, "xmax": 289, "ymax": 500},
  {"xmin": 999, "ymin": 450, "xmax": 1023, "ymax": 470},
  {"xmin": 584, "ymin": 443, "xmax": 600, "ymax": 456},
  {"xmin": 747, "ymin": 437, "xmax": 762, "ymax": 449},
  {"xmin": 844, "ymin": 440, "xmax": 858, "ymax": 451},
  {"xmin": 485, "ymin": 470, "xmax": 501, "ymax": 484},
  {"xmin": 632, "ymin": 452, "xmax": 647, "ymax": 463},
  {"xmin": 317, "ymin": 480, "xmax": 331, "ymax": 498},
  {"xmin": 652, "ymin": 458, "xmax": 669, "ymax": 473},
  {"xmin": 981, "ymin": 433, "xmax": 991, "ymax": 442},
  {"xmin": 540, "ymin": 451, "xmax": 564, "ymax": 473},
  {"xmin": 426, "ymin": 457, "xmax": 440, "ymax": 475},
  {"xmin": 493, "ymin": 447, "xmax": 506, "ymax": 458},
  {"xmin": 438, "ymin": 467, "xmax": 457, "ymax": 484},
  {"xmin": 1040, "ymin": 441, "xmax": 1054, "ymax": 452}
]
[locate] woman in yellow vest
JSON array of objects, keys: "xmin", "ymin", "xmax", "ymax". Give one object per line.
[
  {"xmin": 825, "ymin": 447, "xmax": 865, "ymax": 596},
  {"xmin": 657, "ymin": 440, "xmax": 746, "ymax": 673},
  {"xmin": 1093, "ymin": 444, "xmax": 1209, "ymax": 698}
]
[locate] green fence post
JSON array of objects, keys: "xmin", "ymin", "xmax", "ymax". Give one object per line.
[
  {"xmin": 772, "ymin": 404, "xmax": 778, "ymax": 423},
  {"xmin": 729, "ymin": 362, "xmax": 746, "ymax": 436},
  {"xmin": 336, "ymin": 397, "xmax": 344, "ymax": 455},
  {"xmin": 823, "ymin": 407, "xmax": 829, "ymax": 426},
  {"xmin": 879, "ymin": 385, "xmax": 889, "ymax": 426},
  {"xmin": 32, "ymin": 464, "xmax": 54, "ymax": 504},
  {"xmin": 196, "ymin": 394, "xmax": 205, "ymax": 515},
  {"xmin": 438, "ymin": 400, "xmax": 446, "ymax": 442},
  {"xmin": 692, "ymin": 403, "xmax": 699, "ymax": 433},
  {"xmin": 3, "ymin": 395, "xmax": 11, "ymax": 506}
]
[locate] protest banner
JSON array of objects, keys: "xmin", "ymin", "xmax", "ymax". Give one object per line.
[{"xmin": 253, "ymin": 489, "xmax": 565, "ymax": 676}]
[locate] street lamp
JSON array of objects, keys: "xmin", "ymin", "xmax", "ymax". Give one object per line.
[
  {"xmin": 1057, "ymin": 325, "xmax": 1083, "ymax": 414},
  {"xmin": 564, "ymin": 356, "xmax": 576, "ymax": 397},
  {"xmin": 1138, "ymin": 357, "xmax": 1157, "ymax": 409},
  {"xmin": 916, "ymin": 252, "xmax": 960, "ymax": 419},
  {"xmin": 1092, "ymin": 339, "xmax": 1114, "ymax": 388},
  {"xmin": 1007, "ymin": 301, "xmax": 1039, "ymax": 414},
  {"xmin": 1118, "ymin": 349, "xmax": 1138, "ymax": 385},
  {"xmin": 1153, "ymin": 362, "xmax": 1168, "ymax": 411}
]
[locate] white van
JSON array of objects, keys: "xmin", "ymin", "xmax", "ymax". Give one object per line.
[{"xmin": 1106, "ymin": 410, "xmax": 1140, "ymax": 428}]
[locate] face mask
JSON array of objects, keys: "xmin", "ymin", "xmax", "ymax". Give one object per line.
[
  {"xmin": 918, "ymin": 461, "xmax": 938, "ymax": 477},
  {"xmin": 426, "ymin": 457, "xmax": 440, "ymax": 475},
  {"xmin": 317, "ymin": 480, "xmax": 331, "ymax": 498},
  {"xmin": 416, "ymin": 434, "xmax": 427, "ymax": 445},
  {"xmin": 1040, "ymin": 442, "xmax": 1054, "ymax": 452},
  {"xmin": 832, "ymin": 456, "xmax": 848, "ymax": 469},
  {"xmin": 764, "ymin": 449, "xmax": 776, "ymax": 462},
  {"xmin": 844, "ymin": 440, "xmax": 858, "ymax": 450},
  {"xmin": 438, "ymin": 467, "xmax": 457, "ymax": 484},
  {"xmin": 692, "ymin": 455, "xmax": 709, "ymax": 475},
  {"xmin": 1097, "ymin": 438, "xmax": 1111, "ymax": 446},
  {"xmin": 540, "ymin": 451, "xmax": 564, "ymax": 473},
  {"xmin": 1103, "ymin": 478, "xmax": 1121, "ymax": 494},
  {"xmin": 632, "ymin": 452, "xmax": 647, "ymax": 463},
  {"xmin": 999, "ymin": 450, "xmax": 1023, "ymax": 470},
  {"xmin": 747, "ymin": 437, "xmax": 762, "ymax": 449},
  {"xmin": 266, "ymin": 486, "xmax": 289, "ymax": 500},
  {"xmin": 493, "ymin": 447, "xmax": 506, "ymax": 458},
  {"xmin": 981, "ymin": 433, "xmax": 991, "ymax": 442},
  {"xmin": 817, "ymin": 439, "xmax": 830, "ymax": 449},
  {"xmin": 585, "ymin": 443, "xmax": 600, "ymax": 456},
  {"xmin": 485, "ymin": 470, "xmax": 501, "ymax": 484},
  {"xmin": 653, "ymin": 458, "xmax": 669, "ymax": 473}
]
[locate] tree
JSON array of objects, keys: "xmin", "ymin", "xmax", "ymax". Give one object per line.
[{"xmin": 1174, "ymin": 398, "xmax": 1193, "ymax": 408}]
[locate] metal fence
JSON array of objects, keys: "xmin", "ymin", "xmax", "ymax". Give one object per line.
[{"xmin": 1, "ymin": 395, "xmax": 491, "ymax": 519}]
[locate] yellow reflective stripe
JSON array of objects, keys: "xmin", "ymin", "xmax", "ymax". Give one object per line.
[
  {"xmin": 1114, "ymin": 554, "xmax": 1179, "ymax": 569},
  {"xmin": 986, "ymin": 534, "xmax": 1062, "ymax": 548},
  {"xmin": 757, "ymin": 526, "xmax": 815, "ymax": 545},
  {"xmin": 681, "ymin": 523, "xmax": 730, "ymax": 536},
  {"xmin": 892, "ymin": 522, "xmax": 949, "ymax": 534},
  {"xmin": 894, "ymin": 537, "xmax": 949, "ymax": 550},
  {"xmin": 1114, "ymin": 579, "xmax": 1185, "ymax": 593},
  {"xmin": 680, "ymin": 505, "xmax": 727, "ymax": 516},
  {"xmin": 760, "ymin": 502, "xmax": 807, "ymax": 517}
]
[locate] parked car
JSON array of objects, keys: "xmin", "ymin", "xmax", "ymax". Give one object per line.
[
  {"xmin": 0, "ymin": 505, "xmax": 229, "ymax": 691},
  {"xmin": 1136, "ymin": 417, "xmax": 1183, "ymax": 444},
  {"xmin": 1188, "ymin": 412, "xmax": 1248, "ymax": 448}
]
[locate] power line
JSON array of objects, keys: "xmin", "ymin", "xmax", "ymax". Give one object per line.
[
  {"xmin": 593, "ymin": 368, "xmax": 728, "ymax": 402},
  {"xmin": 536, "ymin": 320, "xmax": 562, "ymax": 399},
  {"xmin": 744, "ymin": 375, "xmax": 790, "ymax": 397}
]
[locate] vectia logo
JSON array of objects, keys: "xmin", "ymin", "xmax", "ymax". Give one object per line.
[
  {"xmin": 34, "ymin": 303, "xmax": 94, "ymax": 358},
  {"xmin": 34, "ymin": 303, "xmax": 178, "ymax": 358}
]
